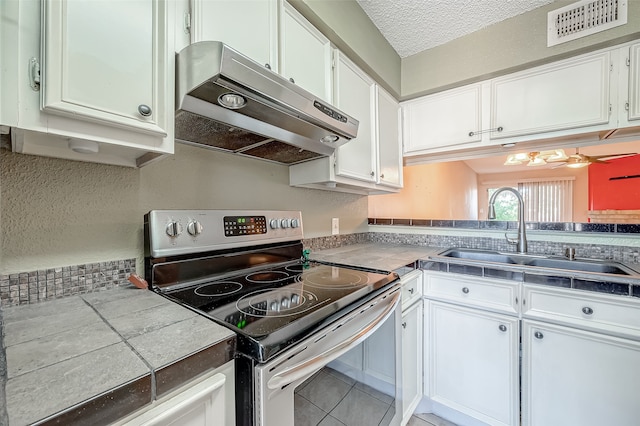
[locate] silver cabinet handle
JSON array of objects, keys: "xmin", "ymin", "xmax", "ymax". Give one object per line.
[
  {"xmin": 408, "ymin": 288, "xmax": 414, "ymax": 294},
  {"xmin": 264, "ymin": 63, "xmax": 271, "ymax": 70},
  {"xmin": 582, "ymin": 307, "xmax": 594, "ymax": 315},
  {"xmin": 534, "ymin": 331, "xmax": 544, "ymax": 339},
  {"xmin": 462, "ymin": 287, "xmax": 470, "ymax": 294},
  {"xmin": 289, "ymin": 77, "xmax": 295, "ymax": 83},
  {"xmin": 402, "ymin": 322, "xmax": 407, "ymax": 329},
  {"xmin": 138, "ymin": 104, "xmax": 152, "ymax": 117},
  {"xmin": 370, "ymin": 171, "xmax": 375, "ymax": 177},
  {"xmin": 380, "ymin": 173, "xmax": 385, "ymax": 179},
  {"xmin": 498, "ymin": 324, "xmax": 507, "ymax": 332}
]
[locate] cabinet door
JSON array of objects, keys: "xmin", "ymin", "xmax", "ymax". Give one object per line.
[
  {"xmin": 124, "ymin": 373, "xmax": 227, "ymax": 426},
  {"xmin": 428, "ymin": 301, "xmax": 519, "ymax": 426},
  {"xmin": 402, "ymin": 83, "xmax": 483, "ymax": 154},
  {"xmin": 42, "ymin": 0, "xmax": 168, "ymax": 137},
  {"xmin": 376, "ymin": 86, "xmax": 403, "ymax": 188},
  {"xmin": 491, "ymin": 51, "xmax": 611, "ymax": 139},
  {"xmin": 334, "ymin": 51, "xmax": 377, "ymax": 183},
  {"xmin": 279, "ymin": 0, "xmax": 332, "ymax": 102},
  {"xmin": 401, "ymin": 301, "xmax": 422, "ymax": 424},
  {"xmin": 628, "ymin": 43, "xmax": 640, "ymax": 121},
  {"xmin": 190, "ymin": 0, "xmax": 277, "ymax": 71},
  {"xmin": 522, "ymin": 320, "xmax": 640, "ymax": 426}
]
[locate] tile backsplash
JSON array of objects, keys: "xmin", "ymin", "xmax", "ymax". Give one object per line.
[{"xmin": 0, "ymin": 259, "xmax": 136, "ymax": 307}]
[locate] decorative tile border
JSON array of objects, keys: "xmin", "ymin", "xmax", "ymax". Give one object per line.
[
  {"xmin": 0, "ymin": 259, "xmax": 136, "ymax": 307},
  {"xmin": 305, "ymin": 232, "xmax": 640, "ymax": 266},
  {"xmin": 304, "ymin": 233, "xmax": 369, "ymax": 252},
  {"xmin": 368, "ymin": 218, "xmax": 640, "ymax": 233},
  {"xmin": 367, "ymin": 232, "xmax": 640, "ymax": 265}
]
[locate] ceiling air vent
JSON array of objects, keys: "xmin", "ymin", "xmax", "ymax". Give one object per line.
[{"xmin": 547, "ymin": 0, "xmax": 627, "ymax": 47}]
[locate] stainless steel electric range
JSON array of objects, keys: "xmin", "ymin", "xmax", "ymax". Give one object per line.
[{"xmin": 144, "ymin": 210, "xmax": 402, "ymax": 426}]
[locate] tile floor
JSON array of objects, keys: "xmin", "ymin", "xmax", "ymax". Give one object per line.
[{"xmin": 294, "ymin": 367, "xmax": 457, "ymax": 426}]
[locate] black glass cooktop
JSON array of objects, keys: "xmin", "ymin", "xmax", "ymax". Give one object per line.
[{"xmin": 163, "ymin": 261, "xmax": 398, "ymax": 362}]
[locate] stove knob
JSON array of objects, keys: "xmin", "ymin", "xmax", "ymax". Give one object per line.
[
  {"xmin": 187, "ymin": 220, "xmax": 203, "ymax": 236},
  {"xmin": 280, "ymin": 218, "xmax": 290, "ymax": 228},
  {"xmin": 270, "ymin": 301, "xmax": 279, "ymax": 312},
  {"xmin": 165, "ymin": 221, "xmax": 183, "ymax": 237},
  {"xmin": 290, "ymin": 218, "xmax": 300, "ymax": 228},
  {"xmin": 269, "ymin": 219, "xmax": 279, "ymax": 229},
  {"xmin": 281, "ymin": 297, "xmax": 290, "ymax": 309},
  {"xmin": 291, "ymin": 294, "xmax": 300, "ymax": 305}
]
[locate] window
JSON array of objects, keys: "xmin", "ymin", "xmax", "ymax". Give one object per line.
[
  {"xmin": 518, "ymin": 179, "xmax": 573, "ymax": 222},
  {"xmin": 487, "ymin": 187, "xmax": 519, "ymax": 221},
  {"xmin": 487, "ymin": 179, "xmax": 574, "ymax": 222}
]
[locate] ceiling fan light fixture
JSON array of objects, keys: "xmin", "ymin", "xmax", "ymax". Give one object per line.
[
  {"xmin": 504, "ymin": 152, "xmax": 531, "ymax": 165},
  {"xmin": 566, "ymin": 161, "xmax": 589, "ymax": 168},
  {"xmin": 527, "ymin": 156, "xmax": 546, "ymax": 166}
]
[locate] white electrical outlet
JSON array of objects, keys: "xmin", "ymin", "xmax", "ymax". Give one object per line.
[{"xmin": 331, "ymin": 218, "xmax": 339, "ymax": 235}]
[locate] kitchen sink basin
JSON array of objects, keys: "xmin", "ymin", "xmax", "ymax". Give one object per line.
[
  {"xmin": 437, "ymin": 248, "xmax": 636, "ymax": 276},
  {"xmin": 439, "ymin": 249, "xmax": 519, "ymax": 264},
  {"xmin": 522, "ymin": 258, "xmax": 634, "ymax": 275}
]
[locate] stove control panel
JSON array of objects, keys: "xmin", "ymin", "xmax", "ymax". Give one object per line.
[{"xmin": 146, "ymin": 210, "xmax": 304, "ymax": 257}]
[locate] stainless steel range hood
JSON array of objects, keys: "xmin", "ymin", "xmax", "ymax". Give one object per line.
[{"xmin": 175, "ymin": 41, "xmax": 358, "ymax": 165}]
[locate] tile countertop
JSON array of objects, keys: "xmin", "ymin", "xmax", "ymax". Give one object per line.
[
  {"xmin": 2, "ymin": 286, "xmax": 235, "ymax": 425},
  {"xmin": 310, "ymin": 243, "xmax": 441, "ymax": 272}
]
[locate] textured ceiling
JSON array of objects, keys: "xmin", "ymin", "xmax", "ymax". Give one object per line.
[{"xmin": 357, "ymin": 0, "xmax": 557, "ymax": 58}]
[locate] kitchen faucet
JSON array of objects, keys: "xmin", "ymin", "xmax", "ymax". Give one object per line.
[{"xmin": 488, "ymin": 187, "xmax": 528, "ymax": 254}]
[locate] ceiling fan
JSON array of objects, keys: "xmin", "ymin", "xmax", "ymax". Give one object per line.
[
  {"xmin": 550, "ymin": 148, "xmax": 637, "ymax": 169},
  {"xmin": 504, "ymin": 148, "xmax": 637, "ymax": 168}
]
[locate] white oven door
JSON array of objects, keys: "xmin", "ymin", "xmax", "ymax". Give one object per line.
[{"xmin": 254, "ymin": 286, "xmax": 402, "ymax": 426}]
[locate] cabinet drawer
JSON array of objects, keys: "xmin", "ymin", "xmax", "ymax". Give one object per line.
[
  {"xmin": 401, "ymin": 270, "xmax": 423, "ymax": 309},
  {"xmin": 424, "ymin": 272, "xmax": 519, "ymax": 315},
  {"xmin": 523, "ymin": 285, "xmax": 640, "ymax": 340}
]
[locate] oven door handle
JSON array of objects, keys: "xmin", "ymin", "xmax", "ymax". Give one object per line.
[{"xmin": 267, "ymin": 289, "xmax": 400, "ymax": 390}]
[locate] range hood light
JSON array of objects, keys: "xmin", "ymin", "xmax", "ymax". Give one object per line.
[
  {"xmin": 218, "ymin": 93, "xmax": 247, "ymax": 110},
  {"xmin": 320, "ymin": 135, "xmax": 340, "ymax": 144}
]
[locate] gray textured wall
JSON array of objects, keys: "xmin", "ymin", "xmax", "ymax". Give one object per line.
[{"xmin": 0, "ymin": 144, "xmax": 368, "ymax": 275}]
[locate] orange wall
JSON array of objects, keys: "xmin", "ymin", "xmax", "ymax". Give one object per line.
[
  {"xmin": 477, "ymin": 167, "xmax": 589, "ymax": 222},
  {"xmin": 368, "ymin": 161, "xmax": 478, "ymax": 219},
  {"xmin": 589, "ymin": 154, "xmax": 640, "ymax": 210}
]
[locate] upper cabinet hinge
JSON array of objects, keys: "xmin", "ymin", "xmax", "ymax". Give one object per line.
[
  {"xmin": 184, "ymin": 11, "xmax": 191, "ymax": 34},
  {"xmin": 29, "ymin": 57, "xmax": 40, "ymax": 91},
  {"xmin": 609, "ymin": 104, "xmax": 612, "ymax": 115},
  {"xmin": 610, "ymin": 62, "xmax": 614, "ymax": 72}
]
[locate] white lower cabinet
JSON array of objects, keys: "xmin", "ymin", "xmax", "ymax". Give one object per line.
[
  {"xmin": 426, "ymin": 301, "xmax": 519, "ymax": 426},
  {"xmin": 522, "ymin": 320, "xmax": 640, "ymax": 426},
  {"xmin": 116, "ymin": 361, "xmax": 235, "ymax": 426},
  {"xmin": 401, "ymin": 300, "xmax": 422, "ymax": 425}
]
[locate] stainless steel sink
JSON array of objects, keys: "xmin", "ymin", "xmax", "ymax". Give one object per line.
[
  {"xmin": 438, "ymin": 249, "xmax": 519, "ymax": 264},
  {"xmin": 437, "ymin": 248, "xmax": 636, "ymax": 276},
  {"xmin": 522, "ymin": 257, "xmax": 634, "ymax": 275}
]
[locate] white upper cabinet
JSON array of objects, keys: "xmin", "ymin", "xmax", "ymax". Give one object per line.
[
  {"xmin": 627, "ymin": 42, "xmax": 640, "ymax": 122},
  {"xmin": 289, "ymin": 51, "xmax": 403, "ymax": 195},
  {"xmin": 401, "ymin": 44, "xmax": 640, "ymax": 161},
  {"xmin": 1, "ymin": 0, "xmax": 174, "ymax": 167},
  {"xmin": 42, "ymin": 0, "xmax": 168, "ymax": 138},
  {"xmin": 334, "ymin": 51, "xmax": 376, "ymax": 183},
  {"xmin": 491, "ymin": 51, "xmax": 612, "ymax": 139},
  {"xmin": 403, "ymin": 83, "xmax": 484, "ymax": 154},
  {"xmin": 376, "ymin": 86, "xmax": 403, "ymax": 188},
  {"xmin": 279, "ymin": 0, "xmax": 332, "ymax": 103},
  {"xmin": 189, "ymin": 0, "xmax": 277, "ymax": 71}
]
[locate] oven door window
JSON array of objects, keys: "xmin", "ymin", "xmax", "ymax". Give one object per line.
[
  {"xmin": 295, "ymin": 307, "xmax": 401, "ymax": 426},
  {"xmin": 254, "ymin": 289, "xmax": 402, "ymax": 426}
]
